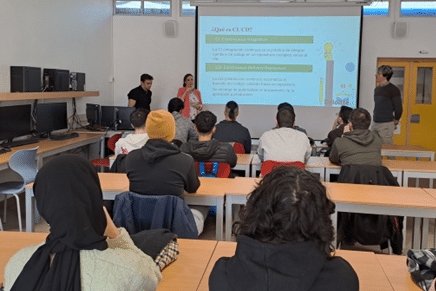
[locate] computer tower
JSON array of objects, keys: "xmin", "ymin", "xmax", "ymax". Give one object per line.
[
  {"xmin": 70, "ymin": 72, "xmax": 86, "ymax": 91},
  {"xmin": 10, "ymin": 66, "xmax": 42, "ymax": 92},
  {"xmin": 43, "ymin": 69, "xmax": 70, "ymax": 91}
]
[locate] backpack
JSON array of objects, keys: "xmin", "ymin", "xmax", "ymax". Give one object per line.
[{"xmin": 198, "ymin": 161, "xmax": 219, "ymax": 177}]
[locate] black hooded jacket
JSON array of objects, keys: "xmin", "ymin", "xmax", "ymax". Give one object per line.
[
  {"xmin": 180, "ymin": 138, "xmax": 237, "ymax": 167},
  {"xmin": 126, "ymin": 139, "xmax": 200, "ymax": 198},
  {"xmin": 209, "ymin": 235, "xmax": 359, "ymax": 291}
]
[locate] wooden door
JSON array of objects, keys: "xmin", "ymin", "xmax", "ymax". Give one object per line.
[{"xmin": 377, "ymin": 59, "xmax": 436, "ymax": 151}]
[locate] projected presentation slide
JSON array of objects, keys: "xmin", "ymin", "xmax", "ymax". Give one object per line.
[{"xmin": 198, "ymin": 16, "xmax": 361, "ymax": 107}]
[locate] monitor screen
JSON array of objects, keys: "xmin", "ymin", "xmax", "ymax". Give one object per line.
[
  {"xmin": 0, "ymin": 104, "xmax": 32, "ymax": 142},
  {"xmin": 101, "ymin": 106, "xmax": 118, "ymax": 129},
  {"xmin": 36, "ymin": 102, "xmax": 68, "ymax": 134},
  {"xmin": 116, "ymin": 106, "xmax": 136, "ymax": 130},
  {"xmin": 86, "ymin": 103, "xmax": 100, "ymax": 126}
]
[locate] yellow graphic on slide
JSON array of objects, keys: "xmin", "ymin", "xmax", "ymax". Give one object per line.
[{"xmin": 324, "ymin": 43, "xmax": 333, "ymax": 61}]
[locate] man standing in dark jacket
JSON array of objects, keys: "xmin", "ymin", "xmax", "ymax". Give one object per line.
[
  {"xmin": 180, "ymin": 111, "xmax": 237, "ymax": 168},
  {"xmin": 329, "ymin": 108, "xmax": 382, "ymax": 166},
  {"xmin": 372, "ymin": 65, "xmax": 403, "ymax": 144}
]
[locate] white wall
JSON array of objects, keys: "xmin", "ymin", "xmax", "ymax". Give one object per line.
[
  {"xmin": 113, "ymin": 1, "xmax": 436, "ymax": 139},
  {"xmin": 0, "ymin": 0, "xmax": 113, "ymax": 114}
]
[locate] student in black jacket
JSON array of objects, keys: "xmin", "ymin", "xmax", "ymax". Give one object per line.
[
  {"xmin": 180, "ymin": 111, "xmax": 237, "ymax": 168},
  {"xmin": 209, "ymin": 166, "xmax": 359, "ymax": 291}
]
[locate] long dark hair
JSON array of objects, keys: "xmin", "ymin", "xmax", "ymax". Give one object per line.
[
  {"xmin": 225, "ymin": 101, "xmax": 238, "ymax": 121},
  {"xmin": 183, "ymin": 73, "xmax": 193, "ymax": 87},
  {"xmin": 233, "ymin": 166, "xmax": 336, "ymax": 257}
]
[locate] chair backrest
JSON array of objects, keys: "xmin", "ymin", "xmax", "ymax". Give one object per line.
[
  {"xmin": 107, "ymin": 132, "xmax": 124, "ymax": 152},
  {"xmin": 113, "ymin": 191, "xmax": 198, "ymax": 239},
  {"xmin": 232, "ymin": 142, "xmax": 245, "ymax": 154},
  {"xmin": 260, "ymin": 160, "xmax": 305, "ymax": 177},
  {"xmin": 194, "ymin": 162, "xmax": 231, "ymax": 178},
  {"xmin": 8, "ymin": 147, "xmax": 39, "ymax": 185},
  {"xmin": 337, "ymin": 164, "xmax": 399, "ymax": 251}
]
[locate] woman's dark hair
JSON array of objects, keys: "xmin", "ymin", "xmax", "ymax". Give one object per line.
[
  {"xmin": 168, "ymin": 97, "xmax": 185, "ymax": 113},
  {"xmin": 233, "ymin": 166, "xmax": 336, "ymax": 258},
  {"xmin": 183, "ymin": 73, "xmax": 193, "ymax": 87},
  {"xmin": 225, "ymin": 101, "xmax": 239, "ymax": 121}
]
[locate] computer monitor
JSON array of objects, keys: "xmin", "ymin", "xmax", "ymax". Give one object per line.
[
  {"xmin": 0, "ymin": 104, "xmax": 32, "ymax": 144},
  {"xmin": 100, "ymin": 106, "xmax": 118, "ymax": 129},
  {"xmin": 116, "ymin": 106, "xmax": 136, "ymax": 130},
  {"xmin": 36, "ymin": 102, "xmax": 68, "ymax": 137},
  {"xmin": 86, "ymin": 103, "xmax": 100, "ymax": 127}
]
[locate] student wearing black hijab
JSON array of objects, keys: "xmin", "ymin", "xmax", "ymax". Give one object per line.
[{"xmin": 5, "ymin": 155, "xmax": 161, "ymax": 291}]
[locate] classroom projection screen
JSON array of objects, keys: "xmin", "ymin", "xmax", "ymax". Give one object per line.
[{"xmin": 196, "ymin": 6, "xmax": 363, "ymax": 108}]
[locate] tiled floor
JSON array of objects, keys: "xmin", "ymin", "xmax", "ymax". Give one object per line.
[{"xmin": 1, "ymin": 192, "xmax": 434, "ymax": 255}]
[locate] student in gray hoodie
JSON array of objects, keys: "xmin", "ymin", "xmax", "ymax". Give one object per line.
[{"xmin": 329, "ymin": 108, "xmax": 382, "ymax": 166}]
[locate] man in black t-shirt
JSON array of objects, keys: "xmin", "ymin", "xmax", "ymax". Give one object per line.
[{"xmin": 128, "ymin": 74, "xmax": 153, "ymax": 110}]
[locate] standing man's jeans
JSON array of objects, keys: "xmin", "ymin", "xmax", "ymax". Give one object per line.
[{"xmin": 372, "ymin": 121, "xmax": 395, "ymax": 144}]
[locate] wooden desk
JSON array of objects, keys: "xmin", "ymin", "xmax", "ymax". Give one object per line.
[
  {"xmin": 233, "ymin": 154, "xmax": 252, "ymax": 177},
  {"xmin": 0, "ymin": 132, "xmax": 105, "ymax": 171},
  {"xmin": 0, "ymin": 231, "xmax": 48, "ymax": 288},
  {"xmin": 326, "ymin": 182, "xmax": 436, "ymax": 248},
  {"xmin": 376, "ymin": 254, "xmax": 421, "ymax": 291},
  {"xmin": 157, "ymin": 239, "xmax": 217, "ymax": 291},
  {"xmin": 382, "ymin": 144, "xmax": 435, "ymax": 162},
  {"xmin": 0, "ymin": 232, "xmax": 216, "ymax": 291},
  {"xmin": 26, "ymin": 175, "xmax": 227, "ymax": 241},
  {"xmin": 198, "ymin": 241, "xmax": 393, "ymax": 291}
]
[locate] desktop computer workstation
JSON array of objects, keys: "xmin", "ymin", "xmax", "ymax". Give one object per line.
[
  {"xmin": 86, "ymin": 103, "xmax": 135, "ymax": 131},
  {"xmin": 0, "ymin": 102, "xmax": 80, "ymax": 152}
]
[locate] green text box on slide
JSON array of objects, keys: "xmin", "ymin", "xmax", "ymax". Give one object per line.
[
  {"xmin": 206, "ymin": 35, "xmax": 313, "ymax": 44},
  {"xmin": 206, "ymin": 63, "xmax": 313, "ymax": 73}
]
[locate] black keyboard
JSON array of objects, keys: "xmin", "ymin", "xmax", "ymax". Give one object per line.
[
  {"xmin": 49, "ymin": 132, "xmax": 80, "ymax": 141},
  {"xmin": 1, "ymin": 138, "xmax": 40, "ymax": 148}
]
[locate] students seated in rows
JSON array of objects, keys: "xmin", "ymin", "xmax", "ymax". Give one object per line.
[
  {"xmin": 257, "ymin": 107, "xmax": 311, "ymax": 163},
  {"xmin": 125, "ymin": 110, "xmax": 207, "ymax": 234},
  {"xmin": 329, "ymin": 108, "xmax": 382, "ymax": 166},
  {"xmin": 181, "ymin": 111, "xmax": 237, "ymax": 168},
  {"xmin": 5, "ymin": 155, "xmax": 161, "ymax": 291},
  {"xmin": 167, "ymin": 97, "xmax": 198, "ymax": 145},
  {"xmin": 212, "ymin": 101, "xmax": 252, "ymax": 154},
  {"xmin": 209, "ymin": 166, "xmax": 359, "ymax": 291},
  {"xmin": 327, "ymin": 105, "xmax": 353, "ymax": 147},
  {"xmin": 114, "ymin": 108, "xmax": 149, "ymax": 156}
]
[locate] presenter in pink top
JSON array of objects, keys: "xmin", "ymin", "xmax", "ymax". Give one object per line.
[{"xmin": 177, "ymin": 74, "xmax": 203, "ymax": 120}]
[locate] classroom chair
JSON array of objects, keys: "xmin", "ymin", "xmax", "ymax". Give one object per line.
[
  {"xmin": 194, "ymin": 162, "xmax": 231, "ymax": 178},
  {"xmin": 336, "ymin": 164, "xmax": 403, "ymax": 255},
  {"xmin": 0, "ymin": 147, "xmax": 39, "ymax": 232},
  {"xmin": 91, "ymin": 132, "xmax": 123, "ymax": 171},
  {"xmin": 260, "ymin": 160, "xmax": 305, "ymax": 177},
  {"xmin": 232, "ymin": 142, "xmax": 245, "ymax": 154},
  {"xmin": 112, "ymin": 191, "xmax": 198, "ymax": 239}
]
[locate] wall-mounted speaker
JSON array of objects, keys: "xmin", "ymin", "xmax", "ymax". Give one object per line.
[
  {"xmin": 164, "ymin": 20, "xmax": 177, "ymax": 38},
  {"xmin": 393, "ymin": 22, "xmax": 408, "ymax": 39}
]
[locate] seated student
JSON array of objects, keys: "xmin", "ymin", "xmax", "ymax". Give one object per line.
[
  {"xmin": 212, "ymin": 101, "xmax": 252, "ymax": 154},
  {"xmin": 5, "ymin": 155, "xmax": 161, "ymax": 291},
  {"xmin": 167, "ymin": 97, "xmax": 198, "ymax": 144},
  {"xmin": 209, "ymin": 166, "xmax": 359, "ymax": 291},
  {"xmin": 180, "ymin": 111, "xmax": 237, "ymax": 168},
  {"xmin": 329, "ymin": 108, "xmax": 382, "ymax": 166},
  {"xmin": 327, "ymin": 105, "xmax": 353, "ymax": 147},
  {"xmin": 277, "ymin": 102, "xmax": 307, "ymax": 135},
  {"xmin": 257, "ymin": 107, "xmax": 312, "ymax": 163},
  {"xmin": 125, "ymin": 110, "xmax": 207, "ymax": 234},
  {"xmin": 114, "ymin": 108, "xmax": 149, "ymax": 156}
]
